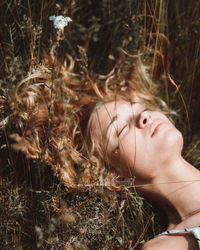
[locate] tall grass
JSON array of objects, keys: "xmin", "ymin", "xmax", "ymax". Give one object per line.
[{"xmin": 0, "ymin": 0, "xmax": 200, "ymax": 249}]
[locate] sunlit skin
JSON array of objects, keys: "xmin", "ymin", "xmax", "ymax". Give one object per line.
[
  {"xmin": 94, "ymin": 101, "xmax": 183, "ymax": 180},
  {"xmin": 91, "ymin": 100, "xmax": 200, "ymax": 250}
]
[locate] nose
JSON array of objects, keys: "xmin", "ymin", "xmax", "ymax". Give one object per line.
[{"xmin": 138, "ymin": 110, "xmax": 152, "ymax": 129}]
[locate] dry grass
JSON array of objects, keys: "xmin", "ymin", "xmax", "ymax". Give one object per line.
[{"xmin": 0, "ymin": 0, "xmax": 200, "ymax": 249}]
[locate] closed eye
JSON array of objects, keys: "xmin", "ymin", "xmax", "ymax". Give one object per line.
[
  {"xmin": 112, "ymin": 124, "xmax": 128, "ymax": 154},
  {"xmin": 117, "ymin": 124, "xmax": 128, "ymax": 136},
  {"xmin": 112, "ymin": 145, "xmax": 119, "ymax": 154}
]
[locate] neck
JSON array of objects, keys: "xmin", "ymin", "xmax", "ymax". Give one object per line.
[{"xmin": 137, "ymin": 156, "xmax": 200, "ymax": 230}]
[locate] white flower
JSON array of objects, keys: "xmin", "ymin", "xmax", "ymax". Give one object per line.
[{"xmin": 49, "ymin": 15, "xmax": 72, "ymax": 30}]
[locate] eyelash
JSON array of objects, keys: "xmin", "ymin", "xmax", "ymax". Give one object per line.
[
  {"xmin": 112, "ymin": 124, "xmax": 127, "ymax": 154},
  {"xmin": 142, "ymin": 108, "xmax": 149, "ymax": 112},
  {"xmin": 112, "ymin": 146, "xmax": 119, "ymax": 154},
  {"xmin": 117, "ymin": 124, "xmax": 128, "ymax": 136},
  {"xmin": 112, "ymin": 107, "xmax": 150, "ymax": 154}
]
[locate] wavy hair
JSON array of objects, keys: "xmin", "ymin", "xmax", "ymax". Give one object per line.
[
  {"xmin": 83, "ymin": 55, "xmax": 174, "ymax": 187},
  {"xmin": 0, "ymin": 52, "xmax": 173, "ymax": 188}
]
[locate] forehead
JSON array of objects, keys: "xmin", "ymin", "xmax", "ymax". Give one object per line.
[
  {"xmin": 92, "ymin": 100, "xmax": 133, "ymax": 131},
  {"xmin": 96, "ymin": 100, "xmax": 126, "ymax": 120}
]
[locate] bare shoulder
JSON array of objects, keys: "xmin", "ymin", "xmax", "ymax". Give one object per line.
[
  {"xmin": 140, "ymin": 234, "xmax": 198, "ymax": 250},
  {"xmin": 140, "ymin": 237, "xmax": 168, "ymax": 250}
]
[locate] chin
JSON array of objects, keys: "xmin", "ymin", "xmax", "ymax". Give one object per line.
[{"xmin": 163, "ymin": 128, "xmax": 183, "ymax": 153}]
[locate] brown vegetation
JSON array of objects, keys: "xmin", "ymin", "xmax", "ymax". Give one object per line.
[{"xmin": 0, "ymin": 0, "xmax": 200, "ymax": 249}]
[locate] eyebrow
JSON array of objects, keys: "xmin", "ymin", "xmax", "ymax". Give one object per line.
[
  {"xmin": 105, "ymin": 102, "xmax": 140, "ymax": 134},
  {"xmin": 105, "ymin": 102, "xmax": 140, "ymax": 135}
]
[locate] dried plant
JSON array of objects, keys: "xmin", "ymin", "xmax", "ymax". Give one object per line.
[{"xmin": 0, "ymin": 1, "xmax": 200, "ymax": 249}]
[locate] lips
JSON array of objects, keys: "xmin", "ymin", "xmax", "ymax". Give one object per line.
[{"xmin": 151, "ymin": 121, "xmax": 164, "ymax": 137}]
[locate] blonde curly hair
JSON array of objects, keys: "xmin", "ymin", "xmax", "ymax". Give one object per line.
[{"xmin": 0, "ymin": 53, "xmax": 172, "ymax": 188}]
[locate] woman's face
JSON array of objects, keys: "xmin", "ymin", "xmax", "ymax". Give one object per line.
[{"xmin": 91, "ymin": 100, "xmax": 183, "ymax": 182}]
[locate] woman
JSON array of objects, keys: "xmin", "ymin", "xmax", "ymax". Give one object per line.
[
  {"xmin": 84, "ymin": 66, "xmax": 200, "ymax": 248},
  {"xmin": 86, "ymin": 98, "xmax": 200, "ymax": 250},
  {"xmin": 1, "ymin": 55, "xmax": 200, "ymax": 249}
]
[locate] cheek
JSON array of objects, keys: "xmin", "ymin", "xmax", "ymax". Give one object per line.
[
  {"xmin": 135, "ymin": 128, "xmax": 184, "ymax": 177},
  {"xmin": 106, "ymin": 125, "xmax": 183, "ymax": 179},
  {"xmin": 107, "ymin": 137, "xmax": 136, "ymax": 178},
  {"xmin": 120, "ymin": 127, "xmax": 183, "ymax": 180},
  {"xmin": 154, "ymin": 127, "xmax": 183, "ymax": 153}
]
